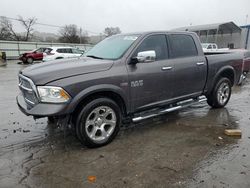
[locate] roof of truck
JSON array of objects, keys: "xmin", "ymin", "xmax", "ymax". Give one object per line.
[{"xmin": 116, "ymin": 30, "xmax": 196, "ymax": 36}]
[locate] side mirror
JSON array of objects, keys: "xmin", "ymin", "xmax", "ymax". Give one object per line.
[{"xmin": 130, "ymin": 50, "xmax": 156, "ymax": 64}]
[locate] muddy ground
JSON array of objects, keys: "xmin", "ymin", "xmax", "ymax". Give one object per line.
[{"xmin": 0, "ymin": 61, "xmax": 250, "ymax": 188}]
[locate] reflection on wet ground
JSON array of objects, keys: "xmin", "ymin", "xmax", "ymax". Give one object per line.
[{"xmin": 0, "ymin": 62, "xmax": 250, "ymax": 187}]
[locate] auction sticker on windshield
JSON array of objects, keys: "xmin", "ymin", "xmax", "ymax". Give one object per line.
[{"xmin": 124, "ymin": 36, "xmax": 138, "ymax": 40}]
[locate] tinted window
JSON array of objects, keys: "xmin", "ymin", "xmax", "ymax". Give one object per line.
[
  {"xmin": 65, "ymin": 48, "xmax": 72, "ymax": 53},
  {"xmin": 168, "ymin": 34, "xmax": 198, "ymax": 58},
  {"xmin": 133, "ymin": 34, "xmax": 168, "ymax": 61},
  {"xmin": 56, "ymin": 49, "xmax": 64, "ymax": 53},
  {"xmin": 212, "ymin": 45, "xmax": 217, "ymax": 49}
]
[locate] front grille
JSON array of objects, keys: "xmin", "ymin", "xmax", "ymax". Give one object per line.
[{"xmin": 19, "ymin": 74, "xmax": 39, "ymax": 108}]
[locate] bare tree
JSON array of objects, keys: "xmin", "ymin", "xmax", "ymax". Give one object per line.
[
  {"xmin": 18, "ymin": 16, "xmax": 37, "ymax": 41},
  {"xmin": 0, "ymin": 16, "xmax": 20, "ymax": 40},
  {"xmin": 104, "ymin": 27, "xmax": 121, "ymax": 36},
  {"xmin": 59, "ymin": 24, "xmax": 80, "ymax": 43},
  {"xmin": 0, "ymin": 16, "xmax": 37, "ymax": 41}
]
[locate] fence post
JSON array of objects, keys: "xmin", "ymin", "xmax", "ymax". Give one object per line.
[{"xmin": 17, "ymin": 41, "xmax": 20, "ymax": 56}]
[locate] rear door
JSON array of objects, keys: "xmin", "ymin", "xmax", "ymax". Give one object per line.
[{"xmin": 167, "ymin": 34, "xmax": 207, "ymax": 98}]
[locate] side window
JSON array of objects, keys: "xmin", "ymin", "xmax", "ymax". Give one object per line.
[
  {"xmin": 212, "ymin": 45, "xmax": 217, "ymax": 49},
  {"xmin": 207, "ymin": 45, "xmax": 212, "ymax": 49},
  {"xmin": 35, "ymin": 48, "xmax": 43, "ymax": 53},
  {"xmin": 44, "ymin": 48, "xmax": 52, "ymax": 54},
  {"xmin": 72, "ymin": 48, "xmax": 83, "ymax": 54},
  {"xmin": 65, "ymin": 48, "xmax": 73, "ymax": 53},
  {"xmin": 133, "ymin": 34, "xmax": 168, "ymax": 61},
  {"xmin": 168, "ymin": 34, "xmax": 198, "ymax": 58},
  {"xmin": 56, "ymin": 49, "xmax": 63, "ymax": 53}
]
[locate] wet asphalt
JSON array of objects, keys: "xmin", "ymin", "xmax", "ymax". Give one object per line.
[{"xmin": 0, "ymin": 61, "xmax": 250, "ymax": 188}]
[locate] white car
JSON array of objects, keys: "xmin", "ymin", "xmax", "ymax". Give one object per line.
[
  {"xmin": 202, "ymin": 43, "xmax": 229, "ymax": 53},
  {"xmin": 43, "ymin": 47, "xmax": 84, "ymax": 62}
]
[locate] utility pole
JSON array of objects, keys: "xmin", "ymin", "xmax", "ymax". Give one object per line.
[{"xmin": 79, "ymin": 27, "xmax": 82, "ymax": 44}]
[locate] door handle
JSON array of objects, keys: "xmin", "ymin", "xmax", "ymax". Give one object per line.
[
  {"xmin": 162, "ymin": 66, "xmax": 173, "ymax": 71},
  {"xmin": 196, "ymin": 62, "xmax": 205, "ymax": 66}
]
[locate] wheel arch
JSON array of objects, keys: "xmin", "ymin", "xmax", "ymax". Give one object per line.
[
  {"xmin": 68, "ymin": 85, "xmax": 129, "ymax": 122},
  {"xmin": 210, "ymin": 66, "xmax": 235, "ymax": 92}
]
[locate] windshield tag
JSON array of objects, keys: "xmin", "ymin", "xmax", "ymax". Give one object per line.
[{"xmin": 124, "ymin": 36, "xmax": 138, "ymax": 41}]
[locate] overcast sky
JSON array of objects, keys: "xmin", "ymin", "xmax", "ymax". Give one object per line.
[{"xmin": 1, "ymin": 0, "xmax": 249, "ymax": 35}]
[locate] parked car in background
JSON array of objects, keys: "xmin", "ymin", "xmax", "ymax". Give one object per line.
[
  {"xmin": 19, "ymin": 47, "xmax": 48, "ymax": 64},
  {"xmin": 0, "ymin": 51, "xmax": 7, "ymax": 66},
  {"xmin": 43, "ymin": 47, "xmax": 84, "ymax": 62},
  {"xmin": 202, "ymin": 43, "xmax": 229, "ymax": 52}
]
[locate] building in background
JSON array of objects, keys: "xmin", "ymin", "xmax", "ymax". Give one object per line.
[
  {"xmin": 240, "ymin": 24, "xmax": 250, "ymax": 50},
  {"xmin": 174, "ymin": 22, "xmax": 250, "ymax": 50}
]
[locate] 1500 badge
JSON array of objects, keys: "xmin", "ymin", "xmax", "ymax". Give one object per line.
[{"xmin": 131, "ymin": 80, "xmax": 143, "ymax": 87}]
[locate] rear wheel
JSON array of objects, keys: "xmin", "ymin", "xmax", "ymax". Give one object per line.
[
  {"xmin": 75, "ymin": 98, "xmax": 121, "ymax": 148},
  {"xmin": 207, "ymin": 77, "xmax": 232, "ymax": 108}
]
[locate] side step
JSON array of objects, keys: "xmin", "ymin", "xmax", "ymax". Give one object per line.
[{"xmin": 132, "ymin": 95, "xmax": 207, "ymax": 122}]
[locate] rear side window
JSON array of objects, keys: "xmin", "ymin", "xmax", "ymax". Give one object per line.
[
  {"xmin": 65, "ymin": 48, "xmax": 73, "ymax": 53},
  {"xmin": 168, "ymin": 34, "xmax": 198, "ymax": 58}
]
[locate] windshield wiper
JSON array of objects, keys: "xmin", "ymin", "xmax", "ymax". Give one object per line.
[{"xmin": 86, "ymin": 55, "xmax": 104, "ymax": 59}]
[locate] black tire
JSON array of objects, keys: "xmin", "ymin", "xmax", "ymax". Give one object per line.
[
  {"xmin": 75, "ymin": 98, "xmax": 121, "ymax": 148},
  {"xmin": 48, "ymin": 116, "xmax": 55, "ymax": 123},
  {"xmin": 26, "ymin": 57, "xmax": 33, "ymax": 64},
  {"xmin": 207, "ymin": 77, "xmax": 232, "ymax": 108}
]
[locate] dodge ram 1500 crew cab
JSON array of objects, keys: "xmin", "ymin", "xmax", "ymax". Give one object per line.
[{"xmin": 17, "ymin": 31, "xmax": 243, "ymax": 147}]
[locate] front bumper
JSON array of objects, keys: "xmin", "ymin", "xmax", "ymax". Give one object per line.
[
  {"xmin": 17, "ymin": 93, "xmax": 69, "ymax": 117},
  {"xmin": 19, "ymin": 56, "xmax": 26, "ymax": 62}
]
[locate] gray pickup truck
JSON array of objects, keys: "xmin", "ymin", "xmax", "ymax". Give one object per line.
[{"xmin": 17, "ymin": 31, "xmax": 243, "ymax": 147}]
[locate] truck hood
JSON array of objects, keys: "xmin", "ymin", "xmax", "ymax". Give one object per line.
[{"xmin": 20, "ymin": 57, "xmax": 114, "ymax": 85}]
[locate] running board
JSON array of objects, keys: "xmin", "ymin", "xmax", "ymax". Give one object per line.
[{"xmin": 132, "ymin": 96, "xmax": 207, "ymax": 122}]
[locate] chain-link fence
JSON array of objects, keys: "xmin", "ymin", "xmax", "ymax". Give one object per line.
[{"xmin": 0, "ymin": 40, "xmax": 93, "ymax": 59}]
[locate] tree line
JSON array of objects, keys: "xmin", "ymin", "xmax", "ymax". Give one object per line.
[{"xmin": 0, "ymin": 16, "xmax": 121, "ymax": 43}]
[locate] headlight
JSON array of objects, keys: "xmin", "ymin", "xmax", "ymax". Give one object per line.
[{"xmin": 37, "ymin": 86, "xmax": 70, "ymax": 103}]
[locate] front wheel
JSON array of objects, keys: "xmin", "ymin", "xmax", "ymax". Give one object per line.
[
  {"xmin": 207, "ymin": 77, "xmax": 232, "ymax": 108},
  {"xmin": 26, "ymin": 57, "xmax": 34, "ymax": 64},
  {"xmin": 75, "ymin": 98, "xmax": 121, "ymax": 148}
]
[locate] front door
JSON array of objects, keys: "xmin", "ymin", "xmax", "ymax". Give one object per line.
[{"xmin": 126, "ymin": 34, "xmax": 173, "ymax": 111}]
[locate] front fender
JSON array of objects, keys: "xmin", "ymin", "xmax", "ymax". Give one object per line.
[{"xmin": 66, "ymin": 84, "xmax": 129, "ymax": 114}]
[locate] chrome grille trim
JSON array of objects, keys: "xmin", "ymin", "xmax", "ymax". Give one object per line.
[
  {"xmin": 24, "ymin": 97, "xmax": 35, "ymax": 105},
  {"xmin": 18, "ymin": 74, "xmax": 39, "ymax": 106},
  {"xmin": 18, "ymin": 83, "xmax": 33, "ymax": 92}
]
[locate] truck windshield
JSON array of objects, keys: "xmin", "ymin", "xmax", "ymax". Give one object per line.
[{"xmin": 85, "ymin": 35, "xmax": 139, "ymax": 60}]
